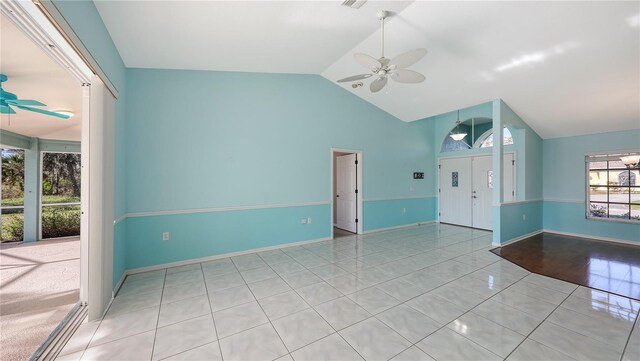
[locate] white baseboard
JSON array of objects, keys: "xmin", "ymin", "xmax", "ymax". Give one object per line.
[
  {"xmin": 542, "ymin": 229, "xmax": 639, "ymax": 246},
  {"xmin": 362, "ymin": 220, "xmax": 435, "ymax": 235},
  {"xmin": 112, "ymin": 272, "xmax": 127, "ymax": 296},
  {"xmin": 125, "ymin": 236, "xmax": 334, "ymax": 276},
  {"xmin": 491, "ymin": 229, "xmax": 639, "ymax": 248},
  {"xmin": 492, "ymin": 230, "xmax": 543, "ymax": 247}
]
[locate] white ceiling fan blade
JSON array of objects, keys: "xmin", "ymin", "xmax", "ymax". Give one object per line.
[
  {"xmin": 337, "ymin": 74, "xmax": 373, "ymax": 83},
  {"xmin": 354, "ymin": 53, "xmax": 382, "ymax": 71},
  {"xmin": 390, "ymin": 69, "xmax": 425, "ymax": 83},
  {"xmin": 389, "ymin": 48, "xmax": 427, "ymax": 69},
  {"xmin": 370, "ymin": 76, "xmax": 388, "ymax": 93}
]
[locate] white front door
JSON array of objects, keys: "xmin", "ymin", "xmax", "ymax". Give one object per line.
[
  {"xmin": 472, "ymin": 156, "xmax": 493, "ymax": 230},
  {"xmin": 440, "ymin": 154, "xmax": 516, "ymax": 231},
  {"xmin": 336, "ymin": 154, "xmax": 357, "ymax": 233},
  {"xmin": 439, "ymin": 157, "xmax": 472, "ymax": 227}
]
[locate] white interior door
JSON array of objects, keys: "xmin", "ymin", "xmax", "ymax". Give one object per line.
[
  {"xmin": 439, "ymin": 157, "xmax": 472, "ymax": 227},
  {"xmin": 472, "ymin": 156, "xmax": 493, "ymax": 230},
  {"xmin": 336, "ymin": 154, "xmax": 357, "ymax": 233}
]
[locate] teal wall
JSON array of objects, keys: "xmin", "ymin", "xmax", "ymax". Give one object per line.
[
  {"xmin": 542, "ymin": 130, "xmax": 640, "ymax": 242},
  {"xmin": 498, "ymin": 201, "xmax": 543, "ymax": 243},
  {"xmin": 123, "ymin": 68, "xmax": 436, "ymax": 270},
  {"xmin": 363, "ymin": 197, "xmax": 436, "ymax": 231},
  {"xmin": 428, "ymin": 101, "xmax": 494, "ymax": 215},
  {"xmin": 125, "ymin": 205, "xmax": 330, "ymax": 270},
  {"xmin": 492, "ymin": 101, "xmax": 544, "ymax": 244},
  {"xmin": 48, "ymin": 1, "xmax": 640, "ymax": 284},
  {"xmin": 427, "ymin": 100, "xmax": 544, "ymax": 245},
  {"xmin": 53, "ymin": 0, "xmax": 127, "ymax": 287}
]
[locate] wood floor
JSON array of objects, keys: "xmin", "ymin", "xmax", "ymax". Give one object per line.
[
  {"xmin": 491, "ymin": 232, "xmax": 640, "ymax": 300},
  {"xmin": 333, "ymin": 227, "xmax": 355, "ymax": 239}
]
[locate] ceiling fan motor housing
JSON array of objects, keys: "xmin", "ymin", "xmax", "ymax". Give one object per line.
[{"xmin": 336, "ymin": 10, "xmax": 427, "ymax": 92}]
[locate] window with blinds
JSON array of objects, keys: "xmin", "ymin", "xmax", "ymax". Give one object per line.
[{"xmin": 586, "ymin": 153, "xmax": 640, "ymax": 222}]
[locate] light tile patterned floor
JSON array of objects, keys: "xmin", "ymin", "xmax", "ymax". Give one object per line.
[{"xmin": 56, "ymin": 224, "xmax": 640, "ymax": 361}]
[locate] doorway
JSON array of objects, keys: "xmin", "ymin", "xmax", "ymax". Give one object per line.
[
  {"xmin": 1, "ymin": 0, "xmax": 116, "ymax": 358},
  {"xmin": 331, "ymin": 149, "xmax": 363, "ymax": 238},
  {"xmin": 439, "ymin": 154, "xmax": 515, "ymax": 230}
]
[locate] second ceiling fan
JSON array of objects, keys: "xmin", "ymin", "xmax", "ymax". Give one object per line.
[{"xmin": 338, "ymin": 10, "xmax": 427, "ymax": 93}]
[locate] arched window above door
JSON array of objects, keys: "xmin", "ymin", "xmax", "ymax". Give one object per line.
[
  {"xmin": 475, "ymin": 128, "xmax": 514, "ymax": 148},
  {"xmin": 441, "ymin": 117, "xmax": 515, "ymax": 153}
]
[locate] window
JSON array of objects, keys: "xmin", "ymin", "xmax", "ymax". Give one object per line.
[
  {"xmin": 41, "ymin": 152, "xmax": 81, "ymax": 239},
  {"xmin": 1, "ymin": 148, "xmax": 25, "ymax": 242},
  {"xmin": 586, "ymin": 153, "xmax": 640, "ymax": 222},
  {"xmin": 475, "ymin": 128, "xmax": 514, "ymax": 148},
  {"xmin": 440, "ymin": 116, "xmax": 515, "ymax": 153}
]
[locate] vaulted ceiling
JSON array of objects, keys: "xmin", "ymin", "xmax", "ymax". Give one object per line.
[{"xmin": 95, "ymin": 1, "xmax": 640, "ymax": 139}]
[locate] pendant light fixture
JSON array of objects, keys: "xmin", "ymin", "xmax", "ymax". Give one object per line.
[
  {"xmin": 449, "ymin": 110, "xmax": 467, "ymax": 141},
  {"xmin": 620, "ymin": 154, "xmax": 640, "ymax": 168}
]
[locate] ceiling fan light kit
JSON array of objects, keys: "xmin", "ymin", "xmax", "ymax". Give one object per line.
[
  {"xmin": 50, "ymin": 110, "xmax": 74, "ymax": 118},
  {"xmin": 337, "ymin": 10, "xmax": 427, "ymax": 93},
  {"xmin": 0, "ymin": 74, "xmax": 71, "ymax": 119},
  {"xmin": 620, "ymin": 154, "xmax": 640, "ymax": 168}
]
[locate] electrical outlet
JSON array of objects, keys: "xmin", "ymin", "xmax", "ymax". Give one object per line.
[
  {"xmin": 162, "ymin": 232, "xmax": 170, "ymax": 241},
  {"xmin": 522, "ymin": 214, "xmax": 526, "ymax": 221},
  {"xmin": 307, "ymin": 217, "xmax": 312, "ymax": 224},
  {"xmin": 301, "ymin": 218, "xmax": 307, "ymax": 224},
  {"xmin": 403, "ymin": 208, "xmax": 407, "ymax": 213}
]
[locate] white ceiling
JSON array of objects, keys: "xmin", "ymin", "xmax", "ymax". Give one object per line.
[
  {"xmin": 95, "ymin": 1, "xmax": 640, "ymax": 139},
  {"xmin": 0, "ymin": 14, "xmax": 82, "ymax": 142},
  {"xmin": 94, "ymin": 1, "xmax": 412, "ymax": 73},
  {"xmin": 323, "ymin": 1, "xmax": 640, "ymax": 138}
]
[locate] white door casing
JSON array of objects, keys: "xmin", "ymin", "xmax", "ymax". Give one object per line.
[
  {"xmin": 439, "ymin": 157, "xmax": 473, "ymax": 227},
  {"xmin": 503, "ymin": 153, "xmax": 515, "ymax": 202},
  {"xmin": 472, "ymin": 156, "xmax": 493, "ymax": 230},
  {"xmin": 335, "ymin": 154, "xmax": 357, "ymax": 233},
  {"xmin": 80, "ymin": 84, "xmax": 90, "ymax": 303},
  {"xmin": 439, "ymin": 154, "xmax": 515, "ymax": 230}
]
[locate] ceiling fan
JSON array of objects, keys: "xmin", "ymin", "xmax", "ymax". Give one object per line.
[
  {"xmin": 0, "ymin": 74, "xmax": 71, "ymax": 119},
  {"xmin": 337, "ymin": 10, "xmax": 427, "ymax": 93}
]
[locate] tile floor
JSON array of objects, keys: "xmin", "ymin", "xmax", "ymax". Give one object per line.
[{"xmin": 56, "ymin": 224, "xmax": 639, "ymax": 361}]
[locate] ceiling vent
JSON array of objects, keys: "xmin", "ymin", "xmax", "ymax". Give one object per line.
[{"xmin": 341, "ymin": 0, "xmax": 367, "ymax": 9}]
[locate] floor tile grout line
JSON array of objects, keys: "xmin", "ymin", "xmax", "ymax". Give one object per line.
[
  {"xmin": 385, "ymin": 265, "xmax": 532, "ymax": 360},
  {"xmin": 78, "ymin": 273, "xmax": 165, "ymax": 357},
  {"xmin": 502, "ymin": 286, "xmax": 580, "ymax": 361},
  {"xmin": 149, "ymin": 269, "xmax": 167, "ymax": 361},
  {"xmin": 105, "ymin": 224, "xmax": 629, "ymax": 361},
  {"xmin": 543, "ymin": 302, "xmax": 638, "ymax": 347},
  {"xmin": 228, "ymin": 227, "xmax": 502, "ymax": 358},
  {"xmin": 237, "ymin": 255, "xmax": 301, "ymax": 359},
  {"xmin": 619, "ymin": 307, "xmax": 640, "ymax": 361},
  {"xmin": 258, "ymin": 232, "xmax": 370, "ymax": 361},
  {"xmin": 74, "ymin": 225, "xmax": 484, "ymax": 358},
  {"xmin": 67, "ymin": 256, "xmax": 516, "ymax": 360},
  {"xmin": 199, "ymin": 262, "xmax": 225, "ymax": 361},
  {"xmin": 538, "ymin": 288, "xmax": 639, "ymax": 351},
  {"xmin": 276, "ymin": 229, "xmax": 497, "ymax": 359},
  {"xmin": 72, "ymin": 314, "xmax": 98, "ymax": 360}
]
